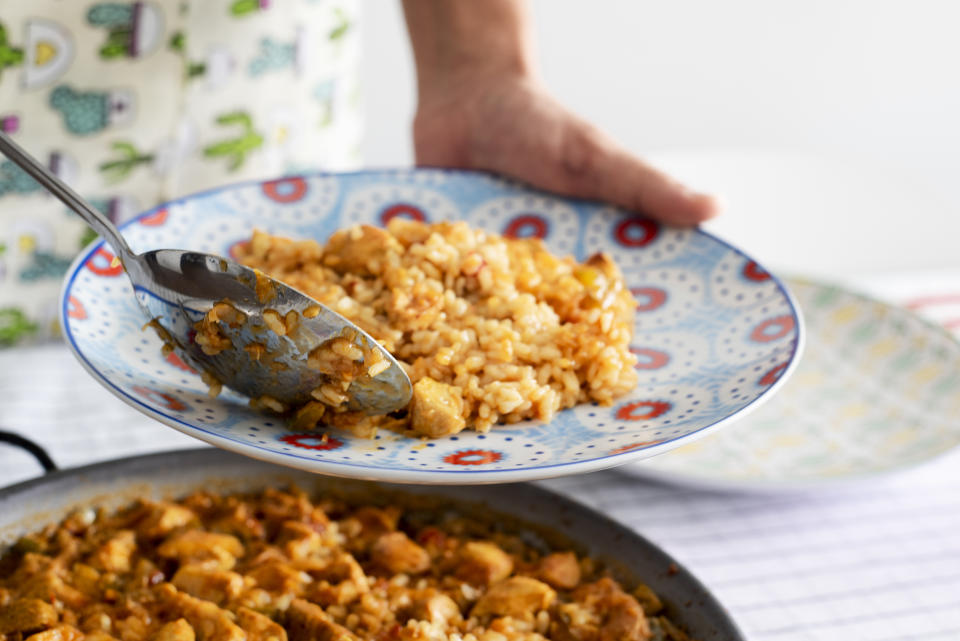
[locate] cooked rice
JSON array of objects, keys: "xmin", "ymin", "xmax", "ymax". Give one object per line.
[
  {"xmin": 0, "ymin": 487, "xmax": 681, "ymax": 641},
  {"xmin": 234, "ymin": 219, "xmax": 637, "ymax": 438}
]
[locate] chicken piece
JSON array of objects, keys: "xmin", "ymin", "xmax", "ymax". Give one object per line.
[
  {"xmin": 0, "ymin": 599, "xmax": 58, "ymax": 635},
  {"xmin": 304, "ymin": 552, "xmax": 368, "ymax": 587},
  {"xmin": 338, "ymin": 506, "xmax": 399, "ymax": 552},
  {"xmin": 247, "ymin": 561, "xmax": 308, "ymax": 596},
  {"xmin": 406, "ymin": 589, "xmax": 462, "ymax": 626},
  {"xmin": 455, "ymin": 542, "xmax": 514, "ymax": 586},
  {"xmin": 172, "ymin": 566, "xmax": 245, "ymax": 605},
  {"xmin": 409, "ymin": 378, "xmax": 466, "ymax": 438},
  {"xmin": 156, "ymin": 584, "xmax": 245, "ymax": 641},
  {"xmin": 307, "ymin": 579, "xmax": 364, "ymax": 608},
  {"xmin": 70, "ymin": 563, "xmax": 102, "ymax": 597},
  {"xmin": 276, "ymin": 521, "xmax": 322, "ymax": 560},
  {"xmin": 599, "ymin": 594, "xmax": 648, "ymax": 641},
  {"xmin": 302, "ymin": 552, "xmax": 369, "ymax": 606},
  {"xmin": 351, "ymin": 506, "xmax": 400, "ymax": 532},
  {"xmin": 92, "ymin": 530, "xmax": 137, "ymax": 573},
  {"xmin": 150, "ymin": 619, "xmax": 195, "ymax": 641},
  {"xmin": 413, "ymin": 527, "xmax": 447, "ymax": 557},
  {"xmin": 284, "ymin": 598, "xmax": 359, "ymax": 641},
  {"xmin": 554, "ymin": 578, "xmax": 650, "ymax": 641},
  {"xmin": 539, "ymin": 552, "xmax": 581, "ymax": 590},
  {"xmin": 237, "ymin": 607, "xmax": 287, "ymax": 641},
  {"xmin": 209, "ymin": 502, "xmax": 265, "ymax": 541},
  {"xmin": 116, "ymin": 612, "xmax": 152, "ymax": 641},
  {"xmin": 24, "ymin": 625, "xmax": 84, "ymax": 641},
  {"xmin": 370, "ymin": 532, "xmax": 430, "ymax": 575},
  {"xmin": 157, "ymin": 531, "xmax": 244, "ymax": 570},
  {"xmin": 471, "ymin": 577, "xmax": 556, "ymax": 620},
  {"xmin": 322, "ymin": 225, "xmax": 401, "ymax": 276},
  {"xmin": 138, "ymin": 502, "xmax": 197, "ymax": 538},
  {"xmin": 257, "ymin": 488, "xmax": 329, "ymax": 531},
  {"xmin": 20, "ymin": 570, "xmax": 90, "ymax": 610}
]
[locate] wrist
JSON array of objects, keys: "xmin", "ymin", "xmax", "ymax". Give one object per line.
[
  {"xmin": 403, "ymin": 0, "xmax": 537, "ymax": 105},
  {"xmin": 417, "ymin": 57, "xmax": 534, "ymax": 108}
]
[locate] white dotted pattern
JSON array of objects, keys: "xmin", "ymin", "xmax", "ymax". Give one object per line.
[
  {"xmin": 628, "ymin": 268, "xmax": 710, "ymax": 331},
  {"xmin": 708, "ymin": 254, "xmax": 785, "ymax": 309}
]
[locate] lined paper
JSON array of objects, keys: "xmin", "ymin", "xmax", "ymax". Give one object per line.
[{"xmin": 2, "ymin": 271, "xmax": 960, "ymax": 641}]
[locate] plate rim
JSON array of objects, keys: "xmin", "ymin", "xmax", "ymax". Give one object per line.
[
  {"xmin": 622, "ymin": 274, "xmax": 960, "ymax": 493},
  {"xmin": 59, "ymin": 167, "xmax": 805, "ymax": 484}
]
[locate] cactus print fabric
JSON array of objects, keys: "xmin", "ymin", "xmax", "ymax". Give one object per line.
[{"xmin": 0, "ymin": 0, "xmax": 362, "ymax": 346}]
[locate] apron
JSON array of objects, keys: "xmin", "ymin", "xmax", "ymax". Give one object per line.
[{"xmin": 0, "ymin": 0, "xmax": 362, "ymax": 345}]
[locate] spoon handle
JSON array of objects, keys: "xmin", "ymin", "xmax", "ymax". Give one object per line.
[{"xmin": 0, "ymin": 131, "xmax": 136, "ymax": 262}]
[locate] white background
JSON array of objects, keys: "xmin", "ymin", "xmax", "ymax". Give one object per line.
[{"xmin": 360, "ymin": 0, "xmax": 959, "ymax": 280}]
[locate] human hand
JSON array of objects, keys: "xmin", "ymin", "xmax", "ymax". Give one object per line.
[
  {"xmin": 402, "ymin": 0, "xmax": 719, "ymax": 226},
  {"xmin": 412, "ymin": 72, "xmax": 719, "ymax": 226}
]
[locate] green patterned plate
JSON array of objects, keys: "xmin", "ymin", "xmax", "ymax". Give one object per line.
[{"xmin": 625, "ymin": 277, "xmax": 960, "ymax": 491}]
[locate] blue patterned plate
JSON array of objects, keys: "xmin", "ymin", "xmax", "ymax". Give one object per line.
[{"xmin": 60, "ymin": 169, "xmax": 803, "ymax": 483}]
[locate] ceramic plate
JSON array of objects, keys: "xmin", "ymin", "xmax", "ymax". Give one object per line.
[
  {"xmin": 626, "ymin": 277, "xmax": 960, "ymax": 491},
  {"xmin": 60, "ymin": 169, "xmax": 801, "ymax": 483}
]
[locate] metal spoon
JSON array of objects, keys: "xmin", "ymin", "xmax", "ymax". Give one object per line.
[{"xmin": 0, "ymin": 132, "xmax": 412, "ymax": 414}]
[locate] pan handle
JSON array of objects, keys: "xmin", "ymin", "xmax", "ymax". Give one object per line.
[{"xmin": 0, "ymin": 431, "xmax": 58, "ymax": 473}]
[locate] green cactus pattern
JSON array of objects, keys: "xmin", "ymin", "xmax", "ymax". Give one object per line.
[
  {"xmin": 0, "ymin": 2, "xmax": 362, "ymax": 348},
  {"xmin": 0, "ymin": 308, "xmax": 38, "ymax": 346},
  {"xmin": 0, "ymin": 23, "xmax": 24, "ymax": 76},
  {"xmin": 99, "ymin": 141, "xmax": 155, "ymax": 182},
  {"xmin": 202, "ymin": 112, "xmax": 263, "ymax": 171}
]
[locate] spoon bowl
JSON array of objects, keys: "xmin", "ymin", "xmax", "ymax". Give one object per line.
[{"xmin": 0, "ymin": 132, "xmax": 412, "ymax": 414}]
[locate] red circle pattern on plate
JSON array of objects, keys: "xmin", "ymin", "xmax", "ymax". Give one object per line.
[
  {"xmin": 503, "ymin": 214, "xmax": 549, "ymax": 239},
  {"xmin": 750, "ymin": 315, "xmax": 795, "ymax": 343},
  {"xmin": 759, "ymin": 362, "xmax": 788, "ymax": 386},
  {"xmin": 165, "ymin": 351, "xmax": 198, "ymax": 374},
  {"xmin": 443, "ymin": 449, "xmax": 503, "ymax": 466},
  {"xmin": 614, "ymin": 217, "xmax": 659, "ymax": 248},
  {"xmin": 132, "ymin": 385, "xmax": 187, "ymax": 412},
  {"xmin": 630, "ymin": 347, "xmax": 671, "ymax": 370},
  {"xmin": 280, "ymin": 433, "xmax": 344, "ymax": 451},
  {"xmin": 380, "ymin": 203, "xmax": 426, "ymax": 225},
  {"xmin": 616, "ymin": 400, "xmax": 672, "ymax": 421},
  {"xmin": 86, "ymin": 247, "xmax": 124, "ymax": 276},
  {"xmin": 139, "ymin": 209, "xmax": 168, "ymax": 226},
  {"xmin": 742, "ymin": 260, "xmax": 771, "ymax": 282},
  {"xmin": 67, "ymin": 296, "xmax": 87, "ymax": 320},
  {"xmin": 262, "ymin": 177, "xmax": 308, "ymax": 203},
  {"xmin": 610, "ymin": 439, "xmax": 665, "ymax": 455},
  {"xmin": 630, "ymin": 287, "xmax": 668, "ymax": 312}
]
